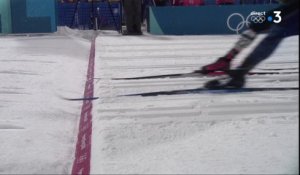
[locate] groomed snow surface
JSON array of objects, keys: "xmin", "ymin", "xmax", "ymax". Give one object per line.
[{"xmin": 0, "ymin": 28, "xmax": 298, "ymax": 174}]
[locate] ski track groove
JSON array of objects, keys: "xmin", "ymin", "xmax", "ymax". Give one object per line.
[
  {"xmin": 96, "ymin": 75, "xmax": 299, "ymax": 92},
  {"xmin": 99, "ymin": 62, "xmax": 298, "ymax": 71},
  {"xmin": 96, "ymin": 100, "xmax": 298, "ymax": 122},
  {"xmin": 96, "ymin": 34, "xmax": 299, "ymax": 125},
  {"xmin": 104, "ymin": 74, "xmax": 298, "ymax": 83},
  {"xmin": 92, "ymin": 34, "xmax": 299, "ymax": 174}
]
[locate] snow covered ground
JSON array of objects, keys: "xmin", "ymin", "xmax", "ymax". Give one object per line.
[
  {"xmin": 92, "ymin": 33, "xmax": 299, "ymax": 174},
  {"xmin": 0, "ymin": 28, "xmax": 91, "ymax": 174},
  {"xmin": 0, "ymin": 28, "xmax": 298, "ymax": 174}
]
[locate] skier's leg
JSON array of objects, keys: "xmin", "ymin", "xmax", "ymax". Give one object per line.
[
  {"xmin": 221, "ymin": 33, "xmax": 285, "ymax": 88},
  {"xmin": 205, "ymin": 25, "xmax": 295, "ymax": 89},
  {"xmin": 206, "ymin": 25, "xmax": 296, "ymax": 89},
  {"xmin": 205, "ymin": 5, "xmax": 299, "ymax": 88},
  {"xmin": 236, "ymin": 9, "xmax": 299, "ymax": 75},
  {"xmin": 235, "ymin": 31, "xmax": 284, "ymax": 75},
  {"xmin": 201, "ymin": 29, "xmax": 257, "ymax": 74}
]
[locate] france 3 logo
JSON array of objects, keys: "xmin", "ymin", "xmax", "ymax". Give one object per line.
[{"xmin": 227, "ymin": 11, "xmax": 282, "ymax": 33}]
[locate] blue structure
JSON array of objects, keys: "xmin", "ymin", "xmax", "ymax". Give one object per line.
[
  {"xmin": 10, "ymin": 0, "xmax": 57, "ymax": 33},
  {"xmin": 0, "ymin": 0, "xmax": 12, "ymax": 34},
  {"xmin": 148, "ymin": 4, "xmax": 279, "ymax": 35},
  {"xmin": 57, "ymin": 1, "xmax": 122, "ymax": 31},
  {"xmin": 1, "ymin": 0, "xmax": 279, "ymax": 34},
  {"xmin": 0, "ymin": 0, "xmax": 57, "ymax": 34},
  {"xmin": 0, "ymin": 14, "xmax": 2, "ymax": 33}
]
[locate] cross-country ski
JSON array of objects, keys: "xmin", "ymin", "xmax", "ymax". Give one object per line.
[
  {"xmin": 111, "ymin": 70, "xmax": 298, "ymax": 80},
  {"xmin": 123, "ymin": 87, "xmax": 299, "ymax": 97}
]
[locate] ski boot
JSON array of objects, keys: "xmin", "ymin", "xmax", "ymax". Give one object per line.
[
  {"xmin": 201, "ymin": 57, "xmax": 231, "ymax": 75},
  {"xmin": 204, "ymin": 70, "xmax": 246, "ymax": 89}
]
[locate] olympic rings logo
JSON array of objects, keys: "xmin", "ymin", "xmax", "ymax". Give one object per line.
[
  {"xmin": 227, "ymin": 13, "xmax": 266, "ymax": 34},
  {"xmin": 250, "ymin": 15, "xmax": 266, "ymax": 23}
]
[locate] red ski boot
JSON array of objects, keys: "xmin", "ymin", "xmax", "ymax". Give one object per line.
[{"xmin": 201, "ymin": 57, "xmax": 231, "ymax": 74}]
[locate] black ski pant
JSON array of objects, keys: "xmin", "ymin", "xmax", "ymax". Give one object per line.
[{"xmin": 238, "ymin": 9, "xmax": 299, "ymax": 74}]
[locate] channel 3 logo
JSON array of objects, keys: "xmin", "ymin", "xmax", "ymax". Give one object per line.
[
  {"xmin": 227, "ymin": 11, "xmax": 282, "ymax": 33},
  {"xmin": 267, "ymin": 11, "xmax": 282, "ymax": 23}
]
